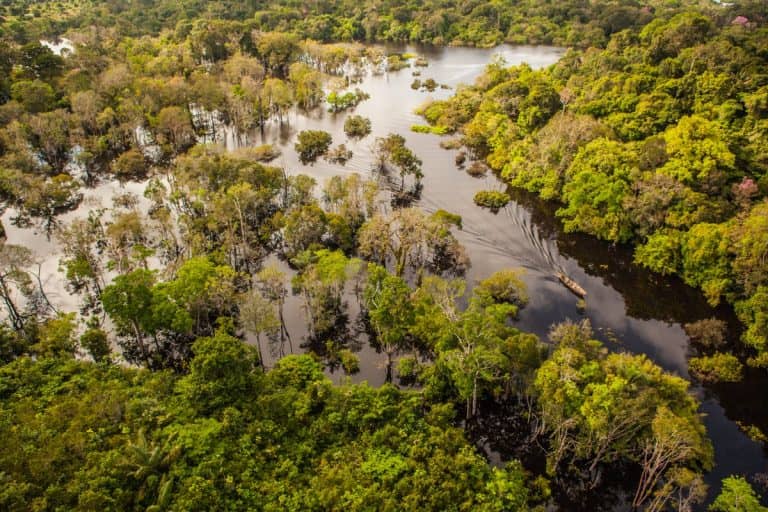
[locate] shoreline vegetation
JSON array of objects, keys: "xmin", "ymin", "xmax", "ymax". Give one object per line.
[
  {"xmin": 419, "ymin": 2, "xmax": 768, "ymax": 374},
  {"xmin": 1, "ymin": 1, "xmax": 767, "ymax": 511}
]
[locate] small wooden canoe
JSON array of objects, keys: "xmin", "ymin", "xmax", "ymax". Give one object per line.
[{"xmin": 556, "ymin": 272, "xmax": 587, "ymax": 298}]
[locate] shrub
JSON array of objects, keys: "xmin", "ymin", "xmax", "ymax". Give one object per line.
[
  {"xmin": 467, "ymin": 161, "xmax": 488, "ymax": 176},
  {"xmin": 474, "ymin": 190, "xmax": 511, "ymax": 209},
  {"xmin": 343, "ymin": 115, "xmax": 372, "ymax": 139},
  {"xmin": 684, "ymin": 318, "xmax": 727, "ymax": 347},
  {"xmin": 410, "ymin": 124, "xmax": 449, "ymax": 135},
  {"xmin": 295, "ymin": 130, "xmax": 332, "ymax": 164},
  {"xmin": 688, "ymin": 353, "xmax": 743, "ymax": 382},
  {"xmin": 325, "ymin": 144, "xmax": 353, "ymax": 165}
]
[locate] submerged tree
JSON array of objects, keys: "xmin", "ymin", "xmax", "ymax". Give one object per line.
[
  {"xmin": 256, "ymin": 265, "xmax": 292, "ymax": 352},
  {"xmin": 240, "ymin": 288, "xmax": 280, "ymax": 366},
  {"xmin": 363, "ymin": 264, "xmax": 415, "ymax": 380},
  {"xmin": 343, "ymin": 114, "xmax": 372, "ymax": 139},
  {"xmin": 374, "ymin": 133, "xmax": 423, "ymax": 191},
  {"xmin": 357, "ymin": 207, "xmax": 468, "ymax": 278},
  {"xmin": 0, "ymin": 244, "xmax": 36, "ymax": 331},
  {"xmin": 295, "ymin": 130, "xmax": 332, "ymax": 164},
  {"xmin": 292, "ymin": 250, "xmax": 362, "ymax": 339},
  {"xmin": 101, "ymin": 257, "xmax": 238, "ymax": 369}
]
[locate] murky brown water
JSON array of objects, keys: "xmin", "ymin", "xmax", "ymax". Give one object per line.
[{"xmin": 3, "ymin": 44, "xmax": 766, "ymax": 507}]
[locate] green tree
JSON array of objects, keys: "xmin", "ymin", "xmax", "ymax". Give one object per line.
[
  {"xmin": 154, "ymin": 106, "xmax": 195, "ymax": 154},
  {"xmin": 261, "ymin": 77, "xmax": 293, "ymax": 123},
  {"xmin": 27, "ymin": 109, "xmax": 73, "ymax": 173},
  {"xmin": 289, "ymin": 62, "xmax": 323, "ymax": 109},
  {"xmin": 120, "ymin": 430, "xmax": 181, "ymax": 511},
  {"xmin": 710, "ymin": 476, "xmax": 768, "ymax": 512},
  {"xmin": 660, "ymin": 116, "xmax": 735, "ymax": 193},
  {"xmin": 688, "ymin": 353, "xmax": 743, "ymax": 383},
  {"xmin": 101, "ymin": 268, "xmax": 162, "ymax": 367},
  {"xmin": 363, "ymin": 264, "xmax": 415, "ymax": 378},
  {"xmin": 295, "ymin": 130, "xmax": 333, "ymax": 165},
  {"xmin": 256, "ymin": 265, "xmax": 292, "ymax": 351},
  {"xmin": 557, "ymin": 138, "xmax": 638, "ymax": 242},
  {"xmin": 474, "ymin": 268, "xmax": 528, "ymax": 307},
  {"xmin": 0, "ymin": 244, "xmax": 35, "ymax": 331},
  {"xmin": 293, "ymin": 250, "xmax": 362, "ymax": 338},
  {"xmin": 731, "ymin": 201, "xmax": 768, "ymax": 294},
  {"xmin": 374, "ymin": 133, "xmax": 423, "ymax": 190},
  {"xmin": 112, "ymin": 149, "xmax": 148, "ymax": 180},
  {"xmin": 57, "ymin": 213, "xmax": 107, "ymax": 313},
  {"xmin": 357, "ymin": 207, "xmax": 468, "ymax": 277},
  {"xmin": 252, "ymin": 31, "xmax": 300, "ymax": 77},
  {"xmin": 343, "ymin": 114, "xmax": 372, "ymax": 139},
  {"xmin": 240, "ymin": 289, "xmax": 280, "ymax": 366},
  {"xmin": 736, "ymin": 287, "xmax": 768, "ymax": 368},
  {"xmin": 681, "ymin": 223, "xmax": 732, "ymax": 306},
  {"xmin": 80, "ymin": 324, "xmax": 111, "ymax": 363},
  {"xmin": 534, "ymin": 320, "xmax": 713, "ymax": 500},
  {"xmin": 178, "ymin": 328, "xmax": 260, "ymax": 414},
  {"xmin": 10, "ymin": 79, "xmax": 56, "ymax": 113},
  {"xmin": 32, "ymin": 313, "xmax": 78, "ymax": 359},
  {"xmin": 0, "ymin": 323, "xmax": 27, "ymax": 363}
]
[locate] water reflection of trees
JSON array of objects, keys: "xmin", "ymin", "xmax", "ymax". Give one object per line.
[
  {"xmin": 506, "ymin": 187, "xmax": 734, "ymax": 327},
  {"xmin": 506, "ymin": 186, "xmax": 768, "ymax": 462},
  {"xmin": 466, "ymin": 398, "xmax": 635, "ymax": 512}
]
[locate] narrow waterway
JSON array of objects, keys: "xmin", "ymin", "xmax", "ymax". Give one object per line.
[{"xmin": 3, "ymin": 43, "xmax": 766, "ymax": 508}]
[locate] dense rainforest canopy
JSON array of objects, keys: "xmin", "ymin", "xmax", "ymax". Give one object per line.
[
  {"xmin": 1, "ymin": 0, "xmax": 767, "ymax": 511},
  {"xmin": 0, "ymin": 0, "xmax": 715, "ymax": 48}
]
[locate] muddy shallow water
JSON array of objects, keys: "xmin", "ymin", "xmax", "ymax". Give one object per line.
[{"xmin": 4, "ymin": 44, "xmax": 766, "ymax": 507}]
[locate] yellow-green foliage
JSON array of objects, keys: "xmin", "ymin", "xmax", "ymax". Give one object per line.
[{"xmin": 688, "ymin": 353, "xmax": 743, "ymax": 383}]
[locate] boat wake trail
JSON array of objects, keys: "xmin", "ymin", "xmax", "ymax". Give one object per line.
[
  {"xmin": 503, "ymin": 203, "xmax": 566, "ymax": 275},
  {"xmin": 419, "ymin": 194, "xmax": 565, "ymax": 277}
]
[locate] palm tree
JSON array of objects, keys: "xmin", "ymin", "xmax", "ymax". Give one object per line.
[{"xmin": 121, "ymin": 430, "xmax": 182, "ymax": 510}]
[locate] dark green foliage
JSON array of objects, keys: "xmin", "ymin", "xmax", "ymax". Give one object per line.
[
  {"xmin": 178, "ymin": 328, "xmax": 260, "ymax": 414},
  {"xmin": 0, "ymin": 353, "xmax": 533, "ymax": 511},
  {"xmin": 101, "ymin": 257, "xmax": 238, "ymax": 370},
  {"xmin": 295, "ymin": 130, "xmax": 333, "ymax": 164},
  {"xmin": 80, "ymin": 325, "xmax": 111, "ymax": 363},
  {"xmin": 0, "ymin": 323, "xmax": 27, "ymax": 363}
]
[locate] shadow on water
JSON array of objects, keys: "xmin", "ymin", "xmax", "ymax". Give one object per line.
[
  {"xmin": 466, "ymin": 399, "xmax": 640, "ymax": 512},
  {"xmin": 505, "ymin": 187, "xmax": 740, "ymax": 328}
]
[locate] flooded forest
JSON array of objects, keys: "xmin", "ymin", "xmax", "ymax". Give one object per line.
[{"xmin": 1, "ymin": 0, "xmax": 767, "ymax": 510}]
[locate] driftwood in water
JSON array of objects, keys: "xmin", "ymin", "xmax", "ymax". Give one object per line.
[{"xmin": 556, "ymin": 272, "xmax": 587, "ymax": 298}]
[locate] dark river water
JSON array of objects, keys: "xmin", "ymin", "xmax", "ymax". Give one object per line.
[{"xmin": 3, "ymin": 43, "xmax": 767, "ymax": 507}]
